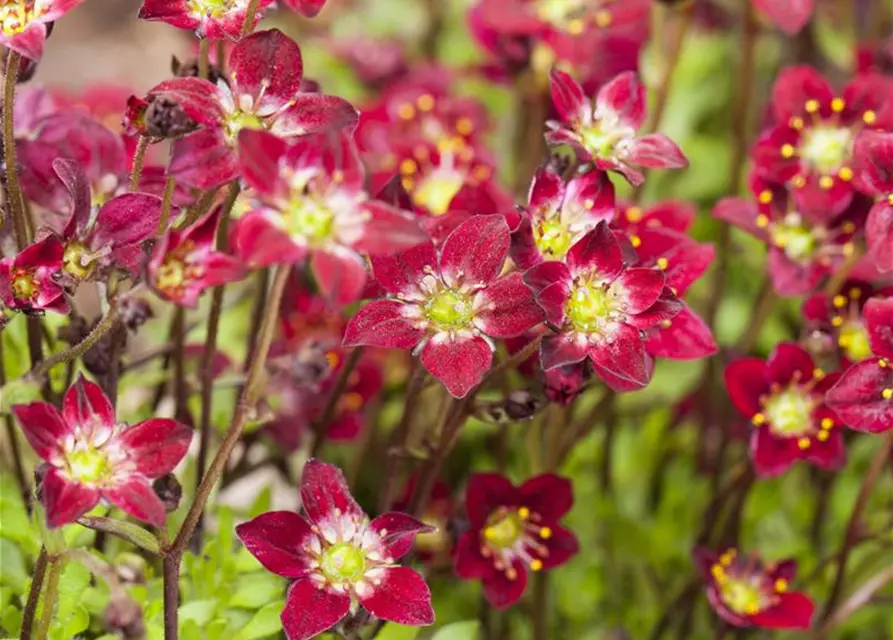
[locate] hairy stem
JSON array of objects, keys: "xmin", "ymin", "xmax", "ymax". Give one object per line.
[
  {"xmin": 241, "ymin": 0, "xmax": 262, "ymax": 37},
  {"xmin": 3, "ymin": 51, "xmax": 28, "ymax": 248},
  {"xmin": 27, "ymin": 305, "xmax": 120, "ymax": 382},
  {"xmin": 129, "ymin": 135, "xmax": 149, "ymax": 191},
  {"xmin": 34, "ymin": 556, "xmax": 63, "ymax": 640},
  {"xmin": 19, "ymin": 547, "xmax": 48, "ymax": 640},
  {"xmin": 157, "ymin": 176, "xmax": 176, "ymax": 234},
  {"xmin": 198, "ymin": 38, "xmax": 210, "ymax": 81},
  {"xmin": 172, "ymin": 307, "xmax": 188, "ymax": 421}
]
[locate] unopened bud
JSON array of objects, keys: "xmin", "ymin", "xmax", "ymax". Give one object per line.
[
  {"xmin": 145, "ymin": 97, "xmax": 199, "ymax": 139},
  {"xmin": 119, "ymin": 297, "xmax": 154, "ymax": 333},
  {"xmin": 153, "ymin": 474, "xmax": 183, "ymax": 512},
  {"xmin": 103, "ymin": 595, "xmax": 145, "ymax": 639}
]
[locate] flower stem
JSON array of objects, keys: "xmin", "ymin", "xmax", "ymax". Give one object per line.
[
  {"xmin": 162, "ymin": 553, "xmax": 181, "ymax": 640},
  {"xmin": 158, "ymin": 176, "xmax": 176, "ymax": 234},
  {"xmin": 821, "ymin": 434, "xmax": 892, "ymax": 621},
  {"xmin": 733, "ymin": 276, "xmax": 776, "ymax": 353},
  {"xmin": 19, "ymin": 547, "xmax": 47, "ymax": 640},
  {"xmin": 27, "ymin": 304, "xmax": 120, "ymax": 382},
  {"xmin": 194, "ymin": 182, "xmax": 240, "ymax": 541},
  {"xmin": 532, "ymin": 571, "xmax": 549, "ymax": 640},
  {"xmin": 819, "ymin": 562, "xmax": 893, "ymax": 637},
  {"xmin": 309, "ymin": 347, "xmax": 363, "ymax": 458},
  {"xmin": 241, "ymin": 0, "xmax": 262, "ymax": 38},
  {"xmin": 3, "ymin": 51, "xmax": 29, "ymax": 249},
  {"xmin": 34, "ymin": 555, "xmax": 63, "ymax": 640},
  {"xmin": 172, "ymin": 307, "xmax": 188, "ymax": 421},
  {"xmin": 198, "ymin": 38, "xmax": 210, "ymax": 81},
  {"xmin": 129, "ymin": 135, "xmax": 149, "ymax": 191}
]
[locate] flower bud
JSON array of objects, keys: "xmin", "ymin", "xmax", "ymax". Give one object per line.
[
  {"xmin": 119, "ymin": 297, "xmax": 154, "ymax": 333},
  {"xmin": 145, "ymin": 96, "xmax": 200, "ymax": 139},
  {"xmin": 103, "ymin": 595, "xmax": 145, "ymax": 639},
  {"xmin": 153, "ymin": 474, "xmax": 183, "ymax": 513}
]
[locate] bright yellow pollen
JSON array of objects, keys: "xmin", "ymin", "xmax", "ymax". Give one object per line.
[
  {"xmin": 656, "ymin": 257, "xmax": 669, "ymax": 270},
  {"xmin": 819, "ymin": 176, "xmax": 834, "ymax": 189},
  {"xmin": 595, "ymin": 10, "xmax": 612, "ymax": 27},
  {"xmin": 626, "ymin": 206, "xmax": 643, "ymax": 222},
  {"xmin": 774, "ymin": 579, "xmax": 788, "ymax": 593},
  {"xmin": 781, "ymin": 144, "xmax": 796, "ymax": 158},
  {"xmin": 880, "ymin": 359, "xmax": 890, "ymax": 369},
  {"xmin": 631, "ymin": 235, "xmax": 642, "ymax": 248},
  {"xmin": 540, "ymin": 527, "xmax": 552, "ymax": 540},
  {"xmin": 863, "ymin": 111, "xmax": 877, "ymax": 125},
  {"xmin": 833, "ymin": 294, "xmax": 847, "ymax": 308},
  {"xmin": 839, "ymin": 167, "xmax": 853, "ymax": 181},
  {"xmin": 756, "ymin": 214, "xmax": 770, "ymax": 228},
  {"xmin": 789, "ymin": 116, "xmax": 804, "ymax": 130},
  {"xmin": 567, "ymin": 18, "xmax": 584, "ymax": 34},
  {"xmin": 882, "ymin": 388, "xmax": 893, "ymax": 400},
  {"xmin": 400, "ymin": 158, "xmax": 418, "ymax": 175},
  {"xmin": 817, "ymin": 430, "xmax": 830, "ymax": 442},
  {"xmin": 821, "ymin": 417, "xmax": 834, "ymax": 429},
  {"xmin": 530, "ymin": 559, "xmax": 544, "ymax": 571},
  {"xmin": 758, "ymin": 190, "xmax": 773, "ymax": 204},
  {"xmin": 456, "ymin": 117, "xmax": 474, "ymax": 136},
  {"xmin": 417, "ymin": 94, "xmax": 435, "ymax": 112},
  {"xmin": 518, "ymin": 507, "xmax": 530, "ymax": 519},
  {"xmin": 397, "ymin": 103, "xmax": 415, "ymax": 120},
  {"xmin": 831, "ymin": 98, "xmax": 845, "ymax": 112},
  {"xmin": 805, "ymin": 99, "xmax": 820, "ymax": 113},
  {"xmin": 798, "ymin": 437, "xmax": 811, "ymax": 450},
  {"xmin": 813, "ymin": 368, "xmax": 825, "ymax": 380},
  {"xmin": 792, "ymin": 175, "xmax": 806, "ymax": 188},
  {"xmin": 752, "ymin": 413, "xmax": 766, "ymax": 426}
]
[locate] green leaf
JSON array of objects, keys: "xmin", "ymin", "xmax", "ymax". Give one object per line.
[
  {"xmin": 77, "ymin": 517, "xmax": 161, "ymax": 555},
  {"xmin": 0, "ymin": 539, "xmax": 27, "ymax": 590},
  {"xmin": 229, "ymin": 573, "xmax": 284, "ymax": 609},
  {"xmin": 234, "ymin": 602, "xmax": 283, "ymax": 640},
  {"xmin": 432, "ymin": 621, "xmax": 481, "ymax": 640},
  {"xmin": 376, "ymin": 623, "xmax": 421, "ymax": 640},
  {"xmin": 2, "ymin": 604, "xmax": 22, "ymax": 638},
  {"xmin": 178, "ymin": 599, "xmax": 218, "ymax": 626},
  {"xmin": 248, "ymin": 486, "xmax": 272, "ymax": 518},
  {"xmin": 0, "ymin": 377, "xmax": 42, "ymax": 413}
]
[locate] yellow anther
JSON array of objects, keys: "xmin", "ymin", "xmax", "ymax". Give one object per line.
[
  {"xmin": 417, "ymin": 94, "xmax": 435, "ymax": 112},
  {"xmin": 456, "ymin": 117, "xmax": 474, "ymax": 136},
  {"xmin": 792, "ymin": 175, "xmax": 806, "ymax": 188},
  {"xmin": 831, "ymin": 97, "xmax": 845, "ymax": 112},
  {"xmin": 821, "ymin": 417, "xmax": 834, "ymax": 429},
  {"xmin": 789, "ymin": 116, "xmax": 804, "ymax": 130},
  {"xmin": 626, "ymin": 206, "xmax": 643, "ymax": 222},
  {"xmin": 472, "ymin": 165, "xmax": 492, "ymax": 182},
  {"xmin": 805, "ymin": 99, "xmax": 820, "ymax": 113},
  {"xmin": 594, "ymin": 10, "xmax": 612, "ymax": 27},
  {"xmin": 752, "ymin": 413, "xmax": 766, "ymax": 426},
  {"xmin": 720, "ymin": 550, "xmax": 736, "ymax": 565},
  {"xmin": 400, "ymin": 158, "xmax": 418, "ymax": 175},
  {"xmin": 798, "ymin": 437, "xmax": 811, "ymax": 450},
  {"xmin": 839, "ymin": 167, "xmax": 853, "ymax": 181},
  {"xmin": 758, "ymin": 190, "xmax": 773, "ymax": 204},
  {"xmin": 817, "ymin": 430, "xmax": 830, "ymax": 442},
  {"xmin": 842, "ymin": 221, "xmax": 856, "ymax": 234},
  {"xmin": 864, "ymin": 110, "xmax": 877, "ymax": 125},
  {"xmin": 781, "ymin": 144, "xmax": 796, "ymax": 158},
  {"xmin": 631, "ymin": 235, "xmax": 642, "ymax": 248},
  {"xmin": 397, "ymin": 103, "xmax": 415, "ymax": 120},
  {"xmin": 833, "ymin": 294, "xmax": 847, "ymax": 308},
  {"xmin": 530, "ymin": 559, "xmax": 543, "ymax": 572},
  {"xmin": 882, "ymin": 388, "xmax": 893, "ymax": 400},
  {"xmin": 567, "ymin": 18, "xmax": 585, "ymax": 34},
  {"xmin": 756, "ymin": 214, "xmax": 770, "ymax": 228},
  {"xmin": 813, "ymin": 367, "xmax": 825, "ymax": 380},
  {"xmin": 879, "ymin": 359, "xmax": 889, "ymax": 369},
  {"xmin": 540, "ymin": 527, "xmax": 552, "ymax": 540},
  {"xmin": 746, "ymin": 603, "xmax": 760, "ymax": 615},
  {"xmin": 819, "ymin": 175, "xmax": 834, "ymax": 190},
  {"xmin": 831, "ymin": 316, "xmax": 844, "ymax": 327},
  {"xmin": 660, "ymin": 319, "xmax": 672, "ymax": 329},
  {"xmin": 518, "ymin": 506, "xmax": 530, "ymax": 519},
  {"xmin": 656, "ymin": 257, "xmax": 669, "ymax": 270}
]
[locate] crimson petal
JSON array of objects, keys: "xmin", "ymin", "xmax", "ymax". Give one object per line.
[
  {"xmin": 466, "ymin": 473, "xmax": 518, "ymax": 527},
  {"xmin": 368, "ymin": 513, "xmax": 434, "ymax": 560},
  {"xmin": 369, "ymin": 240, "xmax": 438, "ymax": 295},
  {"xmin": 766, "ymin": 342, "xmax": 816, "ymax": 386},
  {"xmin": 750, "ymin": 592, "xmax": 815, "ymax": 630},
  {"xmin": 518, "ymin": 474, "xmax": 573, "ymax": 521},
  {"xmin": 587, "ymin": 323, "xmax": 649, "ymax": 390},
  {"xmin": 342, "ymin": 300, "xmax": 425, "ymax": 349},
  {"xmin": 62, "ymin": 375, "xmax": 115, "ymax": 435},
  {"xmin": 281, "ymin": 579, "xmax": 350, "ymax": 640},
  {"xmin": 440, "ymin": 215, "xmax": 510, "ymax": 287},
  {"xmin": 230, "ymin": 29, "xmax": 304, "ymax": 117},
  {"xmin": 117, "ymin": 418, "xmax": 192, "ymax": 477},
  {"xmin": 300, "ymin": 459, "xmax": 366, "ymax": 528},
  {"xmin": 271, "ymin": 94, "xmax": 359, "ymax": 138},
  {"xmin": 359, "ymin": 566, "xmax": 434, "ymax": 625},
  {"xmin": 864, "ymin": 297, "xmax": 893, "ymax": 358},
  {"xmin": 420, "ymin": 336, "xmax": 492, "ymax": 398},
  {"xmin": 725, "ymin": 358, "xmax": 769, "ymax": 417},
  {"xmin": 596, "ymin": 71, "xmax": 646, "ymax": 130},
  {"xmin": 104, "ymin": 479, "xmax": 168, "ymax": 527},
  {"xmin": 567, "ymin": 221, "xmax": 623, "ymax": 280},
  {"xmin": 549, "ymin": 69, "xmax": 588, "ymax": 125},
  {"xmin": 826, "ymin": 358, "xmax": 893, "ymax": 433},
  {"xmin": 235, "ymin": 511, "xmax": 315, "ymax": 578},
  {"xmin": 311, "ymin": 250, "xmax": 368, "ymax": 307},
  {"xmin": 42, "ymin": 469, "xmax": 101, "ymax": 528},
  {"xmin": 474, "ymin": 273, "xmax": 543, "ymax": 338},
  {"xmin": 482, "ymin": 558, "xmax": 528, "ymax": 610},
  {"xmin": 11, "ymin": 402, "xmax": 70, "ymax": 460}
]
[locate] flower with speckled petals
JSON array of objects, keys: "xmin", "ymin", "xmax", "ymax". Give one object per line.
[
  {"xmin": 547, "ymin": 70, "xmax": 688, "ymax": 186},
  {"xmin": 138, "ymin": 0, "xmax": 275, "ymax": 40},
  {"xmin": 343, "ymin": 215, "xmax": 543, "ymax": 398},
  {"xmin": 694, "ymin": 547, "xmax": 814, "ymax": 629},
  {"xmin": 0, "ymin": 235, "xmax": 68, "ymax": 315},
  {"xmin": 0, "ymin": 0, "xmax": 87, "ymax": 61},
  {"xmin": 751, "ymin": 65, "xmax": 891, "ymax": 217},
  {"xmin": 235, "ymin": 460, "xmax": 435, "ymax": 640},
  {"xmin": 852, "ymin": 131, "xmax": 893, "ymax": 271},
  {"xmin": 231, "ymin": 129, "xmax": 428, "ymax": 306},
  {"xmin": 142, "ymin": 29, "xmax": 358, "ymax": 190},
  {"xmin": 725, "ymin": 342, "xmax": 845, "ymax": 477},
  {"xmin": 454, "ymin": 472, "xmax": 578, "ymax": 609},
  {"xmin": 11, "ymin": 375, "xmax": 192, "ymax": 527},
  {"xmin": 751, "ymin": 0, "xmax": 813, "ymax": 35},
  {"xmin": 523, "ymin": 220, "xmax": 682, "ymax": 392},
  {"xmin": 826, "ymin": 297, "xmax": 893, "ymax": 433}
]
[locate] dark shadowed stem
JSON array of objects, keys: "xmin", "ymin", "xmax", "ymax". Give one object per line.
[
  {"xmin": 309, "ymin": 347, "xmax": 363, "ymax": 458},
  {"xmin": 129, "ymin": 136, "xmax": 149, "ymax": 191},
  {"xmin": 513, "ymin": 84, "xmax": 549, "ymax": 195},
  {"xmin": 3, "ymin": 51, "xmax": 28, "ymax": 248},
  {"xmin": 19, "ymin": 546, "xmax": 47, "ymax": 639},
  {"xmin": 733, "ymin": 277, "xmax": 776, "ymax": 353},
  {"xmin": 172, "ymin": 308, "xmax": 188, "ymax": 421},
  {"xmin": 198, "ymin": 38, "xmax": 210, "ymax": 81},
  {"xmin": 421, "ymin": 0, "xmax": 445, "ymax": 59},
  {"xmin": 163, "ymin": 265, "xmax": 289, "ymax": 639},
  {"xmin": 632, "ymin": 1, "xmax": 694, "ymax": 202},
  {"xmin": 194, "ymin": 182, "xmax": 239, "ymax": 542},
  {"xmin": 103, "ymin": 323, "xmax": 127, "ymax": 409},
  {"xmin": 821, "ymin": 435, "xmax": 892, "ymax": 621},
  {"xmin": 818, "ymin": 563, "xmax": 893, "ymax": 638},
  {"xmin": 810, "ymin": 470, "xmax": 836, "ymax": 550},
  {"xmin": 157, "ymin": 176, "xmax": 176, "ymax": 234},
  {"xmin": 35, "ymin": 556, "xmax": 63, "ymax": 640},
  {"xmin": 532, "ymin": 571, "xmax": 548, "ymax": 640},
  {"xmin": 241, "ymin": 0, "xmax": 262, "ymax": 37},
  {"xmin": 26, "ymin": 317, "xmax": 43, "ymax": 372},
  {"xmin": 696, "ymin": 464, "xmax": 753, "ymax": 545},
  {"xmin": 378, "ymin": 363, "xmax": 427, "ymax": 511},
  {"xmin": 27, "ymin": 305, "xmax": 120, "ymax": 382}
]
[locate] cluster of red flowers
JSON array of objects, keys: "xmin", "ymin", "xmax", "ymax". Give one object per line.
[{"xmin": 2, "ymin": 0, "xmax": 892, "ymax": 638}]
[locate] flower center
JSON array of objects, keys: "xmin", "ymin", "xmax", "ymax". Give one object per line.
[
  {"xmin": 63, "ymin": 242, "xmax": 96, "ymax": 281},
  {"xmin": 533, "ymin": 216, "xmax": 575, "ymax": 261},
  {"xmin": 536, "ymin": 0, "xmax": 586, "ymax": 28},
  {"xmin": 319, "ymin": 543, "xmax": 366, "ymax": 583},
  {"xmin": 838, "ymin": 321, "xmax": 872, "ymax": 362},
  {"xmin": 424, "ymin": 288, "xmax": 474, "ymax": 331},
  {"xmin": 10, "ymin": 269, "xmax": 37, "ymax": 301},
  {"xmin": 222, "ymin": 110, "xmax": 264, "ymax": 144},
  {"xmin": 410, "ymin": 168, "xmax": 465, "ymax": 216},
  {"xmin": 799, "ymin": 126, "xmax": 852, "ymax": 174},
  {"xmin": 720, "ymin": 576, "xmax": 767, "ymax": 616},
  {"xmin": 285, "ymin": 198, "xmax": 335, "ymax": 246},
  {"xmin": 0, "ymin": 2, "xmax": 40, "ymax": 36},
  {"xmin": 187, "ymin": 0, "xmax": 238, "ymax": 18},
  {"xmin": 65, "ymin": 448, "xmax": 111, "ymax": 486},
  {"xmin": 770, "ymin": 215, "xmax": 816, "ymax": 262},
  {"xmin": 565, "ymin": 280, "xmax": 620, "ymax": 334},
  {"xmin": 483, "ymin": 513, "xmax": 522, "ymax": 549},
  {"xmin": 764, "ymin": 387, "xmax": 815, "ymax": 437}
]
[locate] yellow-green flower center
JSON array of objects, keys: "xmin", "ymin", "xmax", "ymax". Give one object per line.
[
  {"xmin": 11, "ymin": 269, "xmax": 37, "ymax": 301},
  {"xmin": 411, "ymin": 171, "xmax": 464, "ymax": 217},
  {"xmin": 66, "ymin": 448, "xmax": 111, "ymax": 485},
  {"xmin": 285, "ymin": 199, "xmax": 335, "ymax": 246},
  {"xmin": 320, "ymin": 543, "xmax": 366, "ymax": 583},
  {"xmin": 534, "ymin": 216, "xmax": 574, "ymax": 261},
  {"xmin": 63, "ymin": 242, "xmax": 96, "ymax": 281},
  {"xmin": 223, "ymin": 110, "xmax": 264, "ymax": 144},
  {"xmin": 838, "ymin": 321, "xmax": 872, "ymax": 362},
  {"xmin": 765, "ymin": 387, "xmax": 815, "ymax": 437},
  {"xmin": 566, "ymin": 282, "xmax": 617, "ymax": 334},
  {"xmin": 0, "ymin": 3, "xmax": 40, "ymax": 36},
  {"xmin": 720, "ymin": 577, "xmax": 766, "ymax": 616},
  {"xmin": 424, "ymin": 288, "xmax": 474, "ymax": 331},
  {"xmin": 800, "ymin": 126, "xmax": 852, "ymax": 174},
  {"xmin": 536, "ymin": 0, "xmax": 586, "ymax": 27},
  {"xmin": 483, "ymin": 513, "xmax": 521, "ymax": 549},
  {"xmin": 579, "ymin": 124, "xmax": 627, "ymax": 160},
  {"xmin": 187, "ymin": 0, "xmax": 237, "ymax": 18},
  {"xmin": 770, "ymin": 219, "xmax": 816, "ymax": 262}
]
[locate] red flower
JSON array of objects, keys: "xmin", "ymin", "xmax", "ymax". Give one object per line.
[
  {"xmin": 235, "ymin": 460, "xmax": 435, "ymax": 640},
  {"xmin": 751, "ymin": 66, "xmax": 891, "ymax": 216},
  {"xmin": 523, "ymin": 221, "xmax": 681, "ymax": 391},
  {"xmin": 853, "ymin": 131, "xmax": 893, "ymax": 271},
  {"xmin": 145, "ymin": 29, "xmax": 358, "ymax": 190},
  {"xmin": 44, "ymin": 159, "xmax": 163, "ymax": 283},
  {"xmin": 11, "ymin": 376, "xmax": 192, "ymax": 527},
  {"xmin": 0, "ymin": 0, "xmax": 87, "ymax": 61},
  {"xmin": 713, "ymin": 175, "xmax": 861, "ymax": 297},
  {"xmin": 694, "ymin": 547, "xmax": 814, "ymax": 629},
  {"xmin": 751, "ymin": 0, "xmax": 814, "ymax": 35},
  {"xmin": 280, "ymin": 0, "xmax": 328, "ymax": 17},
  {"xmin": 547, "ymin": 70, "xmax": 688, "ymax": 186},
  {"xmin": 454, "ymin": 473, "xmax": 578, "ymax": 609},
  {"xmin": 510, "ymin": 166, "xmax": 615, "ymax": 269},
  {"xmin": 725, "ymin": 342, "xmax": 844, "ymax": 477},
  {"xmin": 148, "ymin": 205, "xmax": 245, "ymax": 307},
  {"xmin": 138, "ymin": 0, "xmax": 275, "ymax": 40},
  {"xmin": 826, "ymin": 297, "xmax": 893, "ymax": 433},
  {"xmin": 231, "ymin": 129, "xmax": 427, "ymax": 306},
  {"xmin": 343, "ymin": 215, "xmax": 543, "ymax": 397},
  {"xmin": 0, "ymin": 235, "xmax": 68, "ymax": 315}
]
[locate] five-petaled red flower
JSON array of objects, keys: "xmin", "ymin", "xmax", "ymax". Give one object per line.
[
  {"xmin": 235, "ymin": 460, "xmax": 435, "ymax": 640},
  {"xmin": 853, "ymin": 131, "xmax": 893, "ymax": 271},
  {"xmin": 343, "ymin": 215, "xmax": 543, "ymax": 397},
  {"xmin": 826, "ymin": 297, "xmax": 893, "ymax": 433},
  {"xmin": 725, "ymin": 342, "xmax": 845, "ymax": 477},
  {"xmin": 0, "ymin": 235, "xmax": 68, "ymax": 315},
  {"xmin": 694, "ymin": 547, "xmax": 814, "ymax": 629},
  {"xmin": 138, "ymin": 0, "xmax": 275, "ymax": 40},
  {"xmin": 11, "ymin": 376, "xmax": 192, "ymax": 527},
  {"xmin": 148, "ymin": 204, "xmax": 246, "ymax": 307},
  {"xmin": 231, "ymin": 129, "xmax": 427, "ymax": 306},
  {"xmin": 144, "ymin": 29, "xmax": 358, "ymax": 190},
  {"xmin": 547, "ymin": 70, "xmax": 688, "ymax": 186},
  {"xmin": 523, "ymin": 221, "xmax": 682, "ymax": 391},
  {"xmin": 454, "ymin": 472, "xmax": 579, "ymax": 609},
  {"xmin": 0, "ymin": 0, "xmax": 87, "ymax": 61}
]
